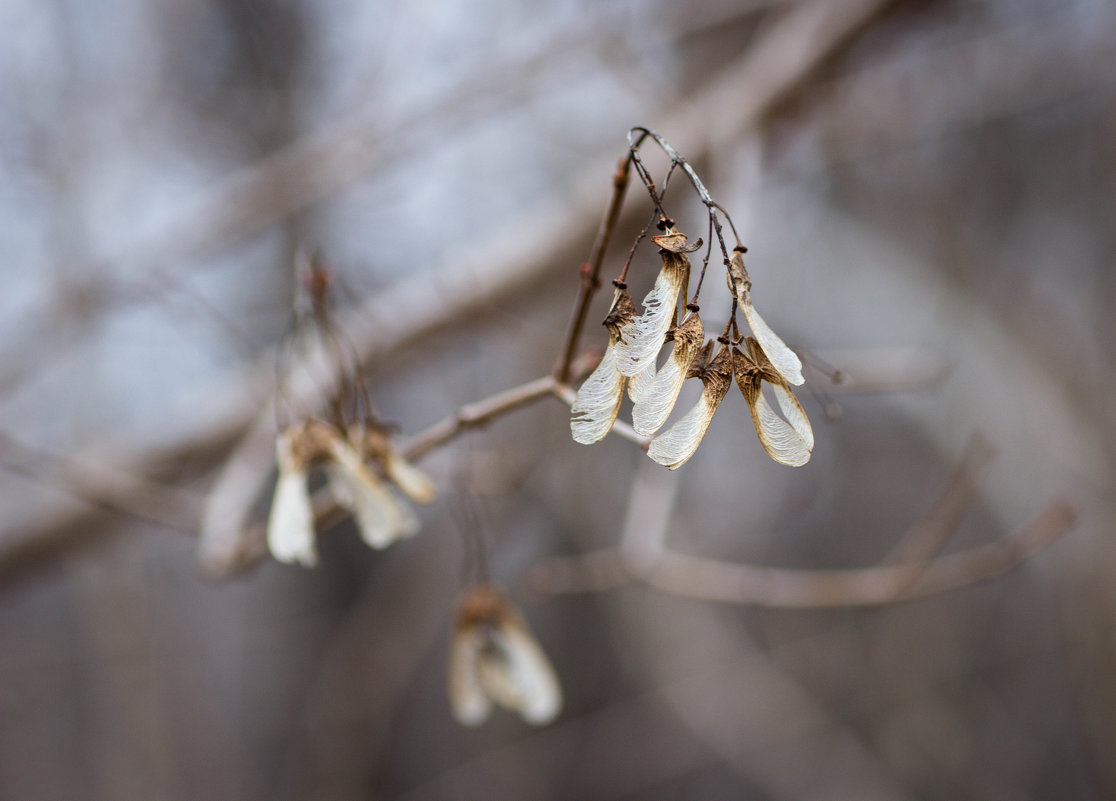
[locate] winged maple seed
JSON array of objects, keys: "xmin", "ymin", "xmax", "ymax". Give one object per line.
[
  {"xmin": 268, "ymin": 423, "xmax": 326, "ymax": 566},
  {"xmin": 352, "ymin": 424, "xmax": 438, "ymax": 505},
  {"xmin": 266, "ymin": 419, "xmax": 430, "ymax": 565},
  {"xmin": 647, "ymin": 340, "xmax": 734, "ymax": 470},
  {"xmin": 324, "ymin": 430, "xmax": 420, "ymax": 550},
  {"xmin": 613, "ymin": 228, "xmax": 694, "ymax": 378},
  {"xmin": 570, "ymin": 287, "xmax": 637, "ymax": 444},
  {"xmin": 447, "ymin": 584, "xmax": 562, "ymax": 727},
  {"xmin": 726, "ymin": 247, "xmax": 804, "ymax": 386},
  {"xmin": 734, "ymin": 337, "xmax": 814, "ymax": 467},
  {"xmin": 630, "ymin": 311, "xmax": 704, "ymax": 436}
]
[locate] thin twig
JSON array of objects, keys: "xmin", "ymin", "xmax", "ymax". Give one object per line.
[
  {"xmin": 402, "ymin": 376, "xmax": 560, "ymax": 462},
  {"xmin": 0, "ymin": 431, "xmax": 204, "ymax": 589},
  {"xmin": 881, "ymin": 433, "xmax": 996, "ymax": 566},
  {"xmin": 555, "ymin": 157, "xmax": 631, "ymax": 384},
  {"xmin": 530, "ymin": 500, "xmax": 1075, "ymax": 608},
  {"xmin": 0, "ymin": 431, "xmax": 201, "ymax": 534},
  {"xmin": 644, "ymin": 499, "xmax": 1075, "ymax": 607}
]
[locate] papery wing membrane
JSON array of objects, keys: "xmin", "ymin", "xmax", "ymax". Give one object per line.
[
  {"xmin": 647, "ymin": 343, "xmax": 731, "ymax": 470},
  {"xmin": 447, "ymin": 628, "xmax": 490, "ymax": 726},
  {"xmin": 267, "ymin": 468, "xmax": 317, "ymax": 566},
  {"xmin": 735, "ymin": 344, "xmax": 813, "ymax": 467},
  {"xmin": 740, "ymin": 296, "xmax": 805, "ymax": 386},
  {"xmin": 614, "ymin": 249, "xmax": 689, "ymax": 377},
  {"xmin": 571, "ymin": 289, "xmax": 635, "ymax": 444},
  {"xmin": 771, "ymin": 383, "xmax": 814, "ymax": 452},
  {"xmin": 491, "ymin": 624, "xmax": 562, "ymax": 725},
  {"xmin": 749, "ymin": 390, "xmax": 812, "ymax": 467},
  {"xmin": 630, "ymin": 313, "xmax": 704, "ymax": 436},
  {"xmin": 571, "ymin": 338, "xmax": 626, "ymax": 444},
  {"xmin": 326, "ymin": 442, "xmax": 419, "ymax": 548}
]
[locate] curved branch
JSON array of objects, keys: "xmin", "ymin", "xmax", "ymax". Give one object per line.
[{"xmin": 530, "ymin": 500, "xmax": 1076, "ymax": 608}]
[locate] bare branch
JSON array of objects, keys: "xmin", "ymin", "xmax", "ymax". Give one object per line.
[
  {"xmin": 402, "ymin": 377, "xmax": 561, "ymax": 463},
  {"xmin": 530, "ymin": 500, "xmax": 1075, "ymax": 608},
  {"xmin": 644, "ymin": 499, "xmax": 1075, "ymax": 607},
  {"xmin": 0, "ymin": 432, "xmax": 201, "ymax": 535},
  {"xmin": 0, "ymin": 432, "xmax": 204, "ymax": 588},
  {"xmin": 881, "ymin": 433, "xmax": 996, "ymax": 567}
]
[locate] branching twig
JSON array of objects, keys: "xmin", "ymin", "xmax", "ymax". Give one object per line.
[
  {"xmin": 644, "ymin": 499, "xmax": 1075, "ymax": 607},
  {"xmin": 402, "ymin": 376, "xmax": 561, "ymax": 463},
  {"xmin": 530, "ymin": 500, "xmax": 1075, "ymax": 607},
  {"xmin": 529, "ymin": 437, "xmax": 1073, "ymax": 607}
]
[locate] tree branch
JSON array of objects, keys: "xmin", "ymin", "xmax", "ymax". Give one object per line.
[{"xmin": 529, "ymin": 500, "xmax": 1075, "ymax": 608}]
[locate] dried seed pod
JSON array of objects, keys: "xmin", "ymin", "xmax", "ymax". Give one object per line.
[
  {"xmin": 650, "ymin": 231, "xmax": 701, "ymax": 253},
  {"xmin": 647, "ymin": 340, "xmax": 733, "ymax": 469},
  {"xmin": 448, "ymin": 585, "xmax": 562, "ymax": 727},
  {"xmin": 614, "ymin": 232, "xmax": 692, "ymax": 378},
  {"xmin": 326, "ymin": 435, "xmax": 419, "ymax": 549},
  {"xmin": 735, "ymin": 337, "xmax": 814, "ymax": 467},
  {"xmin": 630, "ymin": 312, "xmax": 704, "ymax": 436},
  {"xmin": 571, "ymin": 288, "xmax": 637, "ymax": 444},
  {"xmin": 727, "ymin": 249, "xmax": 804, "ymax": 386},
  {"xmin": 267, "ymin": 428, "xmax": 318, "ymax": 566}
]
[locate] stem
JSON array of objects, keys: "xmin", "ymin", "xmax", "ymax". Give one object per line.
[
  {"xmin": 554, "ymin": 156, "xmax": 631, "ymax": 384},
  {"xmin": 402, "ymin": 376, "xmax": 560, "ymax": 462},
  {"xmin": 530, "ymin": 499, "xmax": 1076, "ymax": 608}
]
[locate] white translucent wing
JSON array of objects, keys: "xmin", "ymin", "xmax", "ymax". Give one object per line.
[
  {"xmin": 384, "ymin": 452, "xmax": 437, "ymax": 505},
  {"xmin": 771, "ymin": 383, "xmax": 814, "ymax": 452},
  {"xmin": 499, "ymin": 625, "xmax": 562, "ymax": 725},
  {"xmin": 626, "ymin": 357, "xmax": 657, "ymax": 405},
  {"xmin": 327, "ymin": 444, "xmax": 419, "ymax": 549},
  {"xmin": 614, "ymin": 258, "xmax": 687, "ymax": 377},
  {"xmin": 741, "ymin": 297, "xmax": 804, "ymax": 386},
  {"xmin": 479, "ymin": 626, "xmax": 562, "ymax": 726},
  {"xmin": 267, "ymin": 468, "xmax": 317, "ymax": 566},
  {"xmin": 630, "ymin": 315, "xmax": 703, "ymax": 435},
  {"xmin": 447, "ymin": 628, "xmax": 491, "ymax": 726},
  {"xmin": 750, "ymin": 390, "xmax": 812, "ymax": 467},
  {"xmin": 570, "ymin": 339, "xmax": 626, "ymax": 444},
  {"xmin": 631, "ymin": 351, "xmax": 688, "ymax": 436},
  {"xmin": 647, "ymin": 392, "xmax": 718, "ymax": 470}
]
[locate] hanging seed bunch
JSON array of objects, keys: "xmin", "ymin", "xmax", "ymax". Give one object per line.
[
  {"xmin": 571, "ymin": 128, "xmax": 814, "ymax": 468},
  {"xmin": 267, "ymin": 254, "xmax": 436, "ymax": 566},
  {"xmin": 447, "ymin": 583, "xmax": 562, "ymax": 727}
]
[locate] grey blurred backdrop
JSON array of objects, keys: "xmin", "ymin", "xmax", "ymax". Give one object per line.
[{"xmin": 1, "ymin": 0, "xmax": 1115, "ymax": 799}]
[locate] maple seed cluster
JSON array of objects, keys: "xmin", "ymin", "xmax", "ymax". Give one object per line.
[
  {"xmin": 571, "ymin": 230, "xmax": 814, "ymax": 468},
  {"xmin": 448, "ymin": 584, "xmax": 562, "ymax": 727},
  {"xmin": 267, "ymin": 419, "xmax": 435, "ymax": 566}
]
